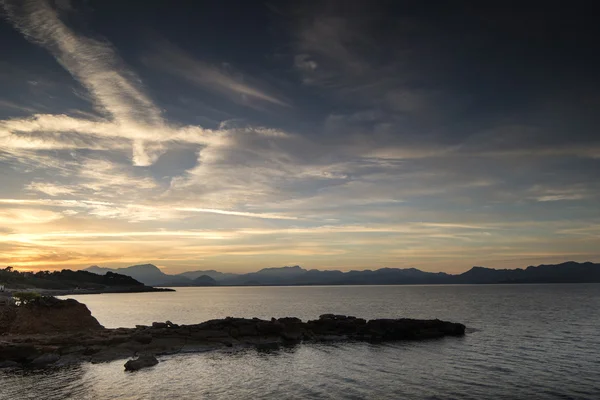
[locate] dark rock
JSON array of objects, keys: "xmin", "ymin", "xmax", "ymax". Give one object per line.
[
  {"xmin": 281, "ymin": 330, "xmax": 303, "ymax": 343},
  {"xmin": 54, "ymin": 354, "xmax": 83, "ymax": 367},
  {"xmin": 189, "ymin": 329, "xmax": 231, "ymax": 340},
  {"xmin": 0, "ymin": 307, "xmax": 465, "ymax": 369},
  {"xmin": 251, "ymin": 338, "xmax": 282, "ymax": 351},
  {"xmin": 132, "ymin": 334, "xmax": 153, "ymax": 344},
  {"xmin": 5, "ymin": 297, "xmax": 103, "ymax": 334},
  {"xmin": 83, "ymin": 346, "xmax": 102, "ymax": 356},
  {"xmin": 319, "ymin": 313, "xmax": 337, "ymax": 320},
  {"xmin": 256, "ymin": 321, "xmax": 284, "ymax": 336},
  {"xmin": 278, "ymin": 317, "xmax": 302, "ymax": 324},
  {"xmin": 124, "ymin": 355, "xmax": 159, "ymax": 371},
  {"xmin": 60, "ymin": 345, "xmax": 86, "ymax": 355},
  {"xmin": 30, "ymin": 353, "xmax": 60, "ymax": 367},
  {"xmin": 0, "ymin": 360, "xmax": 20, "ymax": 369},
  {"xmin": 0, "ymin": 344, "xmax": 40, "ymax": 363},
  {"xmin": 91, "ymin": 346, "xmax": 135, "ymax": 364},
  {"xmin": 0, "ymin": 304, "xmax": 17, "ymax": 334}
]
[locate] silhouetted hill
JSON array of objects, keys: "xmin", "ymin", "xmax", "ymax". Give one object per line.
[
  {"xmin": 85, "ymin": 264, "xmax": 192, "ymax": 286},
  {"xmin": 176, "ymin": 270, "xmax": 238, "ymax": 281},
  {"xmin": 0, "ymin": 267, "xmax": 154, "ymax": 291},
  {"xmin": 80, "ymin": 261, "xmax": 600, "ymax": 286},
  {"xmin": 455, "ymin": 266, "xmax": 526, "ymax": 284},
  {"xmin": 455, "ymin": 262, "xmax": 600, "ymax": 283},
  {"xmin": 220, "ymin": 266, "xmax": 307, "ymax": 285},
  {"xmin": 192, "ymin": 275, "xmax": 218, "ymax": 286}
]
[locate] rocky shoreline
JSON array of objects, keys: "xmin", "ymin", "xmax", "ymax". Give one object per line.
[{"xmin": 0, "ymin": 297, "xmax": 466, "ymax": 370}]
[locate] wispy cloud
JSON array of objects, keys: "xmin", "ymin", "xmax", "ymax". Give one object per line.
[
  {"xmin": 175, "ymin": 207, "xmax": 298, "ymax": 220},
  {"xmin": 0, "ymin": 198, "xmax": 299, "ymax": 221},
  {"xmin": 25, "ymin": 182, "xmax": 75, "ymax": 196},
  {"xmin": 2, "ymin": 0, "xmax": 162, "ymax": 125},
  {"xmin": 0, "ymin": 208, "xmax": 63, "ymax": 224},
  {"xmin": 0, "ymin": 0, "xmax": 219, "ymax": 166},
  {"xmin": 144, "ymin": 40, "xmax": 290, "ymax": 109}
]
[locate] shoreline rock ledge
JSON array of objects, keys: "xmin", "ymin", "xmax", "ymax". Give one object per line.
[{"xmin": 1, "ymin": 298, "xmax": 466, "ymax": 369}]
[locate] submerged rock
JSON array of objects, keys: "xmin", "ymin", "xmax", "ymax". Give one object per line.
[{"xmin": 124, "ymin": 355, "xmax": 159, "ymax": 371}]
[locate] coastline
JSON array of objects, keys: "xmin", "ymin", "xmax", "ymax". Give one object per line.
[{"xmin": 0, "ymin": 286, "xmax": 175, "ymax": 297}]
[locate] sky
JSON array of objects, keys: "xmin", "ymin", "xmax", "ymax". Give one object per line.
[{"xmin": 0, "ymin": 0, "xmax": 599, "ymax": 274}]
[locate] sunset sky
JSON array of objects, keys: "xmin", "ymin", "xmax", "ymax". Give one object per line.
[{"xmin": 0, "ymin": 0, "xmax": 599, "ymax": 274}]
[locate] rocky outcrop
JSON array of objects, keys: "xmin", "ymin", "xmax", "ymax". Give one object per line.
[
  {"xmin": 124, "ymin": 355, "xmax": 159, "ymax": 371},
  {"xmin": 2, "ymin": 297, "xmax": 103, "ymax": 335},
  {"xmin": 0, "ymin": 310, "xmax": 465, "ymax": 369},
  {"xmin": 0, "ymin": 302, "xmax": 17, "ymax": 334}
]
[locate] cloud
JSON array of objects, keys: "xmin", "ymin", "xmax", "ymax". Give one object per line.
[
  {"xmin": 0, "ymin": 208, "xmax": 63, "ymax": 224},
  {"xmin": 2, "ymin": 0, "xmax": 162, "ymax": 125},
  {"xmin": 536, "ymin": 194, "xmax": 586, "ymax": 202},
  {"xmin": 0, "ymin": 198, "xmax": 299, "ymax": 222},
  {"xmin": 1, "ymin": 0, "xmax": 216, "ymax": 166},
  {"xmin": 26, "ymin": 182, "xmax": 75, "ymax": 196},
  {"xmin": 0, "ymin": 99, "xmax": 39, "ymax": 114},
  {"xmin": 144, "ymin": 40, "xmax": 290, "ymax": 109},
  {"xmin": 175, "ymin": 207, "xmax": 298, "ymax": 220}
]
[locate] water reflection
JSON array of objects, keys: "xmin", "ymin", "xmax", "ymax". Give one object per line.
[{"xmin": 2, "ymin": 284, "xmax": 600, "ymax": 399}]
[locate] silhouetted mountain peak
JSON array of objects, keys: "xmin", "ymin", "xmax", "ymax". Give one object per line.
[
  {"xmin": 126, "ymin": 264, "xmax": 161, "ymax": 271},
  {"xmin": 255, "ymin": 265, "xmax": 307, "ymax": 276},
  {"xmin": 193, "ymin": 275, "xmax": 218, "ymax": 286}
]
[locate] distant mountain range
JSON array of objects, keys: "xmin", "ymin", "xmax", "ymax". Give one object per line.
[{"xmin": 83, "ymin": 261, "xmax": 600, "ymax": 287}]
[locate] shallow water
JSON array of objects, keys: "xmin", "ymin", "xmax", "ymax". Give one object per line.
[{"xmin": 2, "ymin": 284, "xmax": 600, "ymax": 399}]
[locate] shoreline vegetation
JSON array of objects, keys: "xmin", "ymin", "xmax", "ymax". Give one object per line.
[
  {"xmin": 0, "ymin": 296, "xmax": 465, "ymax": 370},
  {"xmin": 0, "ymin": 267, "xmax": 174, "ymax": 296}
]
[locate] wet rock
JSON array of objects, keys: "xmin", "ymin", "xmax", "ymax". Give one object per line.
[
  {"xmin": 124, "ymin": 355, "xmax": 158, "ymax": 371},
  {"xmin": 249, "ymin": 338, "xmax": 282, "ymax": 351},
  {"xmin": 91, "ymin": 348, "xmax": 133, "ymax": 364},
  {"xmin": 281, "ymin": 330, "xmax": 303, "ymax": 343},
  {"xmin": 30, "ymin": 353, "xmax": 60, "ymax": 367},
  {"xmin": 132, "ymin": 334, "xmax": 153, "ymax": 344},
  {"xmin": 257, "ymin": 321, "xmax": 284, "ymax": 335},
  {"xmin": 0, "ymin": 343, "xmax": 40, "ymax": 363},
  {"xmin": 54, "ymin": 354, "xmax": 84, "ymax": 367},
  {"xmin": 152, "ymin": 322, "xmax": 168, "ymax": 329},
  {"xmin": 0, "ymin": 360, "xmax": 20, "ymax": 369},
  {"xmin": 189, "ymin": 329, "xmax": 231, "ymax": 340},
  {"xmin": 60, "ymin": 345, "xmax": 86, "ymax": 355}
]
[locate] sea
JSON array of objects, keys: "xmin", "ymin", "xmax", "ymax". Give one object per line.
[{"xmin": 1, "ymin": 284, "xmax": 599, "ymax": 399}]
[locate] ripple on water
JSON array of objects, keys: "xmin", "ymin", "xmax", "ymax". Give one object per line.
[{"xmin": 2, "ymin": 284, "xmax": 600, "ymax": 400}]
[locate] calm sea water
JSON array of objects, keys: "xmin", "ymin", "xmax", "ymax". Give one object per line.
[{"xmin": 2, "ymin": 284, "xmax": 600, "ymax": 399}]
